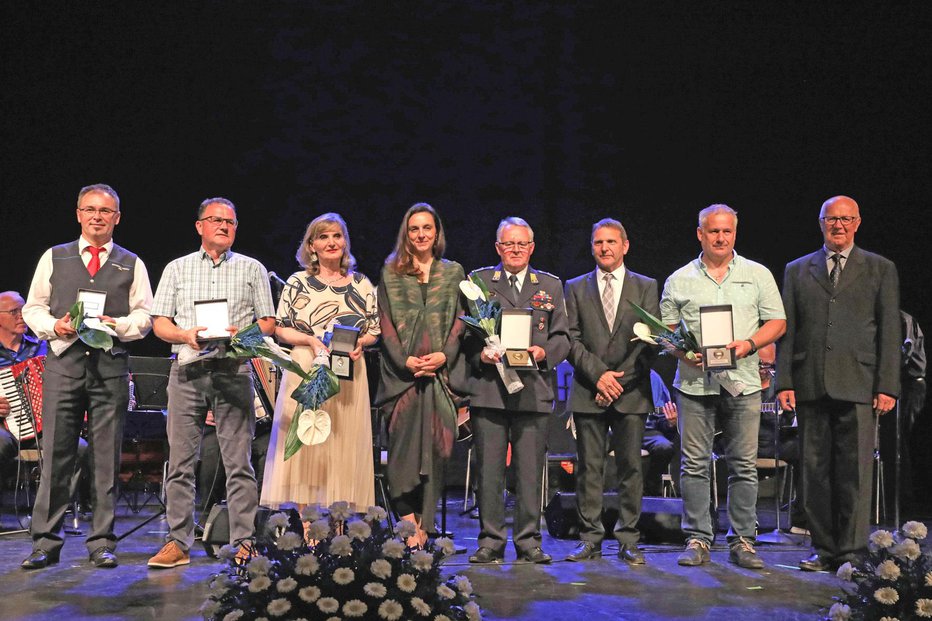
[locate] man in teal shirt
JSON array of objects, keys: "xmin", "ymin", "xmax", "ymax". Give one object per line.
[{"xmin": 660, "ymin": 204, "xmax": 785, "ymax": 569}]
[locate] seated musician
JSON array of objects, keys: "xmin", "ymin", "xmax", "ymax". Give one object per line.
[
  {"xmin": 0, "ymin": 291, "xmax": 89, "ymax": 509},
  {"xmin": 642, "ymin": 369, "xmax": 679, "ymax": 496},
  {"xmin": 755, "ymin": 343, "xmax": 807, "ymax": 533}
]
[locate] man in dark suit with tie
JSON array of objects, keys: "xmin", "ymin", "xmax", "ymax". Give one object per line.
[
  {"xmin": 777, "ymin": 195, "xmax": 900, "ymax": 572},
  {"xmin": 561, "ymin": 218, "xmax": 658, "ymax": 563},
  {"xmin": 466, "ymin": 217, "xmax": 570, "ymax": 564}
]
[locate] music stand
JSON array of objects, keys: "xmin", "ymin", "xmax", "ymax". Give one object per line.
[{"xmin": 757, "ymin": 405, "xmax": 796, "ymax": 545}]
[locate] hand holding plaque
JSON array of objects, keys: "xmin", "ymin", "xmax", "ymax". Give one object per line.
[
  {"xmin": 699, "ymin": 305, "xmax": 737, "ymax": 371},
  {"xmin": 500, "ymin": 309, "xmax": 537, "ymax": 370},
  {"xmin": 329, "ymin": 324, "xmax": 360, "ymax": 379},
  {"xmin": 194, "ymin": 299, "xmax": 231, "ymax": 341}
]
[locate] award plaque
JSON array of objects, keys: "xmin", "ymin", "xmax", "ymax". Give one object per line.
[
  {"xmin": 194, "ymin": 299, "xmax": 231, "ymax": 340},
  {"xmin": 329, "ymin": 324, "xmax": 360, "ymax": 379},
  {"xmin": 699, "ymin": 304, "xmax": 737, "ymax": 371},
  {"xmin": 500, "ymin": 309, "xmax": 537, "ymax": 370},
  {"xmin": 77, "ymin": 289, "xmax": 107, "ymax": 318}
]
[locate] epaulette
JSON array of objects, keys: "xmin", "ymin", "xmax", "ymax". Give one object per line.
[
  {"xmin": 469, "ymin": 265, "xmax": 498, "ymax": 277},
  {"xmin": 532, "ymin": 269, "xmax": 561, "ymax": 282}
]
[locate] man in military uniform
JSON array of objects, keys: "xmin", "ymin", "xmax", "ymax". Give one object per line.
[{"xmin": 465, "ymin": 217, "xmax": 570, "ymax": 564}]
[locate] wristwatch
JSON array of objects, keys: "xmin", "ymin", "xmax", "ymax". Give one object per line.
[{"xmin": 746, "ymin": 338, "xmax": 758, "ymax": 354}]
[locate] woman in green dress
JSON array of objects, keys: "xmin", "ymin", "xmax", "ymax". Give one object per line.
[{"xmin": 376, "ymin": 202, "xmax": 466, "ymax": 548}]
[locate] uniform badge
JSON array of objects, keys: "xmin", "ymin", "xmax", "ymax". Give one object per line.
[
  {"xmin": 529, "ymin": 273, "xmax": 539, "ymax": 285},
  {"xmin": 530, "ymin": 291, "xmax": 554, "ymax": 312},
  {"xmin": 492, "ymin": 270, "xmax": 501, "ymax": 282},
  {"xmin": 537, "ymin": 317, "xmax": 546, "ymax": 332}
]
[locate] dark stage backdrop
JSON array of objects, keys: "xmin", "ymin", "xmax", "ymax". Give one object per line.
[{"xmin": 3, "ymin": 4, "xmax": 931, "ymax": 498}]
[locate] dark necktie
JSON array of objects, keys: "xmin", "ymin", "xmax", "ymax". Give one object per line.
[
  {"xmin": 830, "ymin": 253, "xmax": 842, "ymax": 288},
  {"xmin": 509, "ymin": 274, "xmax": 519, "ymax": 304},
  {"xmin": 87, "ymin": 246, "xmax": 104, "ymax": 277}
]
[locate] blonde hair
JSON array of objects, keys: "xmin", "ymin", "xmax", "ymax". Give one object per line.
[{"xmin": 296, "ymin": 212, "xmax": 356, "ymax": 276}]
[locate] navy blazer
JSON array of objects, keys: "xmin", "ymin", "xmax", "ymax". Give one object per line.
[{"xmin": 776, "ymin": 245, "xmax": 901, "ymax": 404}]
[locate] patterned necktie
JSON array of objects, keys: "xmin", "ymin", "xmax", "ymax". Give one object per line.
[
  {"xmin": 829, "ymin": 253, "xmax": 842, "ymax": 288},
  {"xmin": 87, "ymin": 246, "xmax": 104, "ymax": 277},
  {"xmin": 508, "ymin": 274, "xmax": 519, "ymax": 304},
  {"xmin": 602, "ymin": 273, "xmax": 615, "ymax": 327}
]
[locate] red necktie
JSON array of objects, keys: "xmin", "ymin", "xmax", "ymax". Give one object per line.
[{"xmin": 87, "ymin": 246, "xmax": 104, "ymax": 277}]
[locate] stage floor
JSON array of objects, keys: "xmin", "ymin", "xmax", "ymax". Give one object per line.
[{"xmin": 0, "ymin": 495, "xmax": 921, "ymax": 621}]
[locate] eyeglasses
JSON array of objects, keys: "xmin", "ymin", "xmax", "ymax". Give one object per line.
[
  {"xmin": 496, "ymin": 241, "xmax": 533, "ymax": 250},
  {"xmin": 0, "ymin": 308, "xmax": 23, "ymax": 317},
  {"xmin": 199, "ymin": 216, "xmax": 238, "ymax": 227},
  {"xmin": 78, "ymin": 207, "xmax": 118, "ymax": 217},
  {"xmin": 820, "ymin": 216, "xmax": 858, "ymax": 226}
]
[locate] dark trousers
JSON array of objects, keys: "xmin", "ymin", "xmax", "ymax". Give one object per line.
[
  {"xmin": 798, "ymin": 398, "xmax": 874, "ymax": 561},
  {"xmin": 575, "ymin": 410, "xmax": 645, "ymax": 544},
  {"xmin": 31, "ymin": 369, "xmax": 128, "ymax": 554},
  {"xmin": 0, "ymin": 428, "xmax": 89, "ymax": 505},
  {"xmin": 197, "ymin": 423, "xmax": 271, "ymax": 517},
  {"xmin": 642, "ymin": 429, "xmax": 676, "ymax": 496},
  {"xmin": 471, "ymin": 406, "xmax": 548, "ymax": 553}
]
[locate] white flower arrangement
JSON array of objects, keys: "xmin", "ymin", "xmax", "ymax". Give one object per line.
[
  {"xmin": 203, "ymin": 501, "xmax": 482, "ymax": 621},
  {"xmin": 826, "ymin": 521, "xmax": 932, "ymax": 620}
]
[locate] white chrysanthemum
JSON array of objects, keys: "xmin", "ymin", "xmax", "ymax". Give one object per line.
[
  {"xmin": 926, "ymin": 571, "xmax": 932, "ymax": 587},
  {"xmin": 364, "ymin": 582, "xmax": 387, "ymax": 598},
  {"xmin": 464, "ymin": 601, "xmax": 482, "ymax": 621},
  {"xmin": 370, "ymin": 559, "xmax": 392, "ymax": 579},
  {"xmin": 267, "ymin": 598, "xmax": 292, "ymax": 618},
  {"xmin": 308, "ymin": 519, "xmax": 331, "ymax": 541},
  {"xmin": 248, "ymin": 575, "xmax": 272, "ymax": 593},
  {"xmin": 301, "ymin": 504, "xmax": 324, "ymax": 522},
  {"xmin": 247, "ymin": 555, "xmax": 272, "ymax": 576},
  {"xmin": 343, "ymin": 599, "xmax": 368, "ymax": 618},
  {"xmin": 836, "ymin": 562, "xmax": 854, "ymax": 581},
  {"xmin": 395, "ymin": 520, "xmax": 417, "ymax": 538},
  {"xmin": 435, "ymin": 615, "xmax": 451, "ymax": 621},
  {"xmin": 296, "ymin": 553, "xmax": 320, "ymax": 576},
  {"xmin": 267, "ymin": 512, "xmax": 290, "ymax": 530},
  {"xmin": 903, "ymin": 521, "xmax": 928, "ymax": 540},
  {"xmin": 317, "ymin": 597, "xmax": 340, "ymax": 614},
  {"xmin": 277, "ymin": 531, "xmax": 303, "ymax": 551},
  {"xmin": 298, "ymin": 585, "xmax": 321, "ymax": 603},
  {"xmin": 874, "ymin": 587, "xmax": 900, "ymax": 605},
  {"xmin": 276, "ymin": 577, "xmax": 297, "ymax": 593},
  {"xmin": 397, "ymin": 573, "xmax": 417, "ymax": 593},
  {"xmin": 460, "ymin": 279, "xmax": 485, "ymax": 301},
  {"xmin": 918, "ymin": 598, "xmax": 932, "ymax": 618},
  {"xmin": 411, "ymin": 597, "xmax": 431, "ymax": 616},
  {"xmin": 437, "ymin": 584, "xmax": 456, "ymax": 600},
  {"xmin": 411, "ymin": 550, "xmax": 434, "ymax": 572},
  {"xmin": 870, "ymin": 530, "xmax": 895, "ymax": 548},
  {"xmin": 347, "ymin": 520, "xmax": 372, "ymax": 541},
  {"xmin": 329, "ymin": 501, "xmax": 352, "ymax": 521},
  {"xmin": 329, "ymin": 534, "xmax": 354, "ymax": 556},
  {"xmin": 210, "ymin": 578, "xmax": 231, "ymax": 598},
  {"xmin": 333, "ymin": 567, "xmax": 355, "ymax": 585},
  {"xmin": 365, "ymin": 506, "xmax": 387, "ymax": 522},
  {"xmin": 892, "ymin": 538, "xmax": 922, "ymax": 561},
  {"xmin": 876, "ymin": 559, "xmax": 902, "ymax": 581},
  {"xmin": 222, "ymin": 610, "xmax": 244, "ymax": 621},
  {"xmin": 828, "ymin": 602, "xmax": 851, "ymax": 621},
  {"xmin": 435, "ymin": 537, "xmax": 456, "ymax": 557},
  {"xmin": 455, "ymin": 575, "xmax": 474, "ymax": 595},
  {"xmin": 198, "ymin": 601, "xmax": 220, "ymax": 618},
  {"xmin": 218, "ymin": 544, "xmax": 238, "ymax": 561},
  {"xmin": 378, "ymin": 600, "xmax": 403, "ymax": 621},
  {"xmin": 879, "ymin": 617, "xmax": 898, "ymax": 621},
  {"xmin": 382, "ymin": 539, "xmax": 406, "ymax": 559}
]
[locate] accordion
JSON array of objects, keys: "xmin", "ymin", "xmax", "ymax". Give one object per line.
[{"xmin": 0, "ymin": 355, "xmax": 45, "ymax": 441}]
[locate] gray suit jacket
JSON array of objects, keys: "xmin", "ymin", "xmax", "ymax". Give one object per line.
[
  {"xmin": 464, "ymin": 264, "xmax": 570, "ymax": 413},
  {"xmin": 565, "ymin": 268, "xmax": 658, "ymax": 414},
  {"xmin": 776, "ymin": 245, "xmax": 901, "ymax": 404}
]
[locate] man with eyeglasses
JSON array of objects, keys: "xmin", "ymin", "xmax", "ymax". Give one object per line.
[
  {"xmin": 21, "ymin": 184, "xmax": 153, "ymax": 569},
  {"xmin": 465, "ymin": 217, "xmax": 570, "ymax": 564},
  {"xmin": 147, "ymin": 197, "xmax": 275, "ymax": 569},
  {"xmin": 777, "ymin": 195, "xmax": 900, "ymax": 572}
]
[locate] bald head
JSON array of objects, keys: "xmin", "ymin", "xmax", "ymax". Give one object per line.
[
  {"xmin": 819, "ymin": 195, "xmax": 862, "ymax": 252},
  {"xmin": 819, "ymin": 195, "xmax": 860, "ymax": 218},
  {"xmin": 0, "ymin": 291, "xmax": 27, "ymax": 345},
  {"xmin": 0, "ymin": 291, "xmax": 25, "ymax": 308}
]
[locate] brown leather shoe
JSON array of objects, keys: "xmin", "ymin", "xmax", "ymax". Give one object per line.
[
  {"xmin": 517, "ymin": 547, "xmax": 552, "ymax": 564},
  {"xmin": 147, "ymin": 541, "xmax": 190, "ymax": 569}
]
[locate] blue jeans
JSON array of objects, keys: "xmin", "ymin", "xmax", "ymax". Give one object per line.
[{"xmin": 676, "ymin": 389, "xmax": 761, "ymax": 545}]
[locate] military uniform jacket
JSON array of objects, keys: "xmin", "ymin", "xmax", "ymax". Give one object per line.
[{"xmin": 464, "ymin": 264, "xmax": 570, "ymax": 413}]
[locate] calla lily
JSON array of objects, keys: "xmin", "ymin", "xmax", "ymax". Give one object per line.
[
  {"xmin": 631, "ymin": 322, "xmax": 657, "ymax": 344},
  {"xmin": 296, "ymin": 409, "xmax": 331, "ymax": 446},
  {"xmin": 459, "ymin": 280, "xmax": 485, "ymax": 301}
]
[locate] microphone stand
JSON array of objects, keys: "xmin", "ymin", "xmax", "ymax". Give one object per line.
[{"xmin": 757, "ymin": 402, "xmax": 795, "ymax": 545}]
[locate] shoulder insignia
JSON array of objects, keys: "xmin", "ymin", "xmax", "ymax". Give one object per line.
[{"xmin": 492, "ymin": 270, "xmax": 501, "ymax": 282}]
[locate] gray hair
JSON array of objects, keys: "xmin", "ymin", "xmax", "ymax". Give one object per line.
[
  {"xmin": 77, "ymin": 184, "xmax": 120, "ymax": 211},
  {"xmin": 698, "ymin": 204, "xmax": 738, "ymax": 229},
  {"xmin": 496, "ymin": 216, "xmax": 534, "ymax": 242},
  {"xmin": 198, "ymin": 197, "xmax": 237, "ymax": 219}
]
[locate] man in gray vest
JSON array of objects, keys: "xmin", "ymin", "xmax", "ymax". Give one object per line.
[
  {"xmin": 147, "ymin": 197, "xmax": 275, "ymax": 569},
  {"xmin": 21, "ymin": 184, "xmax": 153, "ymax": 569},
  {"xmin": 465, "ymin": 217, "xmax": 570, "ymax": 564}
]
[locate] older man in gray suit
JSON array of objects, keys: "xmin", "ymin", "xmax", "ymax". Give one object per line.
[
  {"xmin": 563, "ymin": 218, "xmax": 658, "ymax": 563},
  {"xmin": 777, "ymin": 195, "xmax": 900, "ymax": 572},
  {"xmin": 466, "ymin": 217, "xmax": 570, "ymax": 564}
]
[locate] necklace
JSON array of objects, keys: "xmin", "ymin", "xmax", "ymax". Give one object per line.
[{"xmin": 318, "ymin": 271, "xmax": 346, "ymax": 286}]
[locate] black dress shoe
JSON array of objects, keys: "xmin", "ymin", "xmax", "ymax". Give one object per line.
[
  {"xmin": 517, "ymin": 547, "xmax": 552, "ymax": 564},
  {"xmin": 619, "ymin": 543, "xmax": 646, "ymax": 565},
  {"xmin": 21, "ymin": 549, "xmax": 60, "ymax": 570},
  {"xmin": 89, "ymin": 547, "xmax": 118, "ymax": 568},
  {"xmin": 799, "ymin": 553, "xmax": 833, "ymax": 572},
  {"xmin": 468, "ymin": 546, "xmax": 504, "ymax": 564},
  {"xmin": 566, "ymin": 541, "xmax": 602, "ymax": 562}
]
